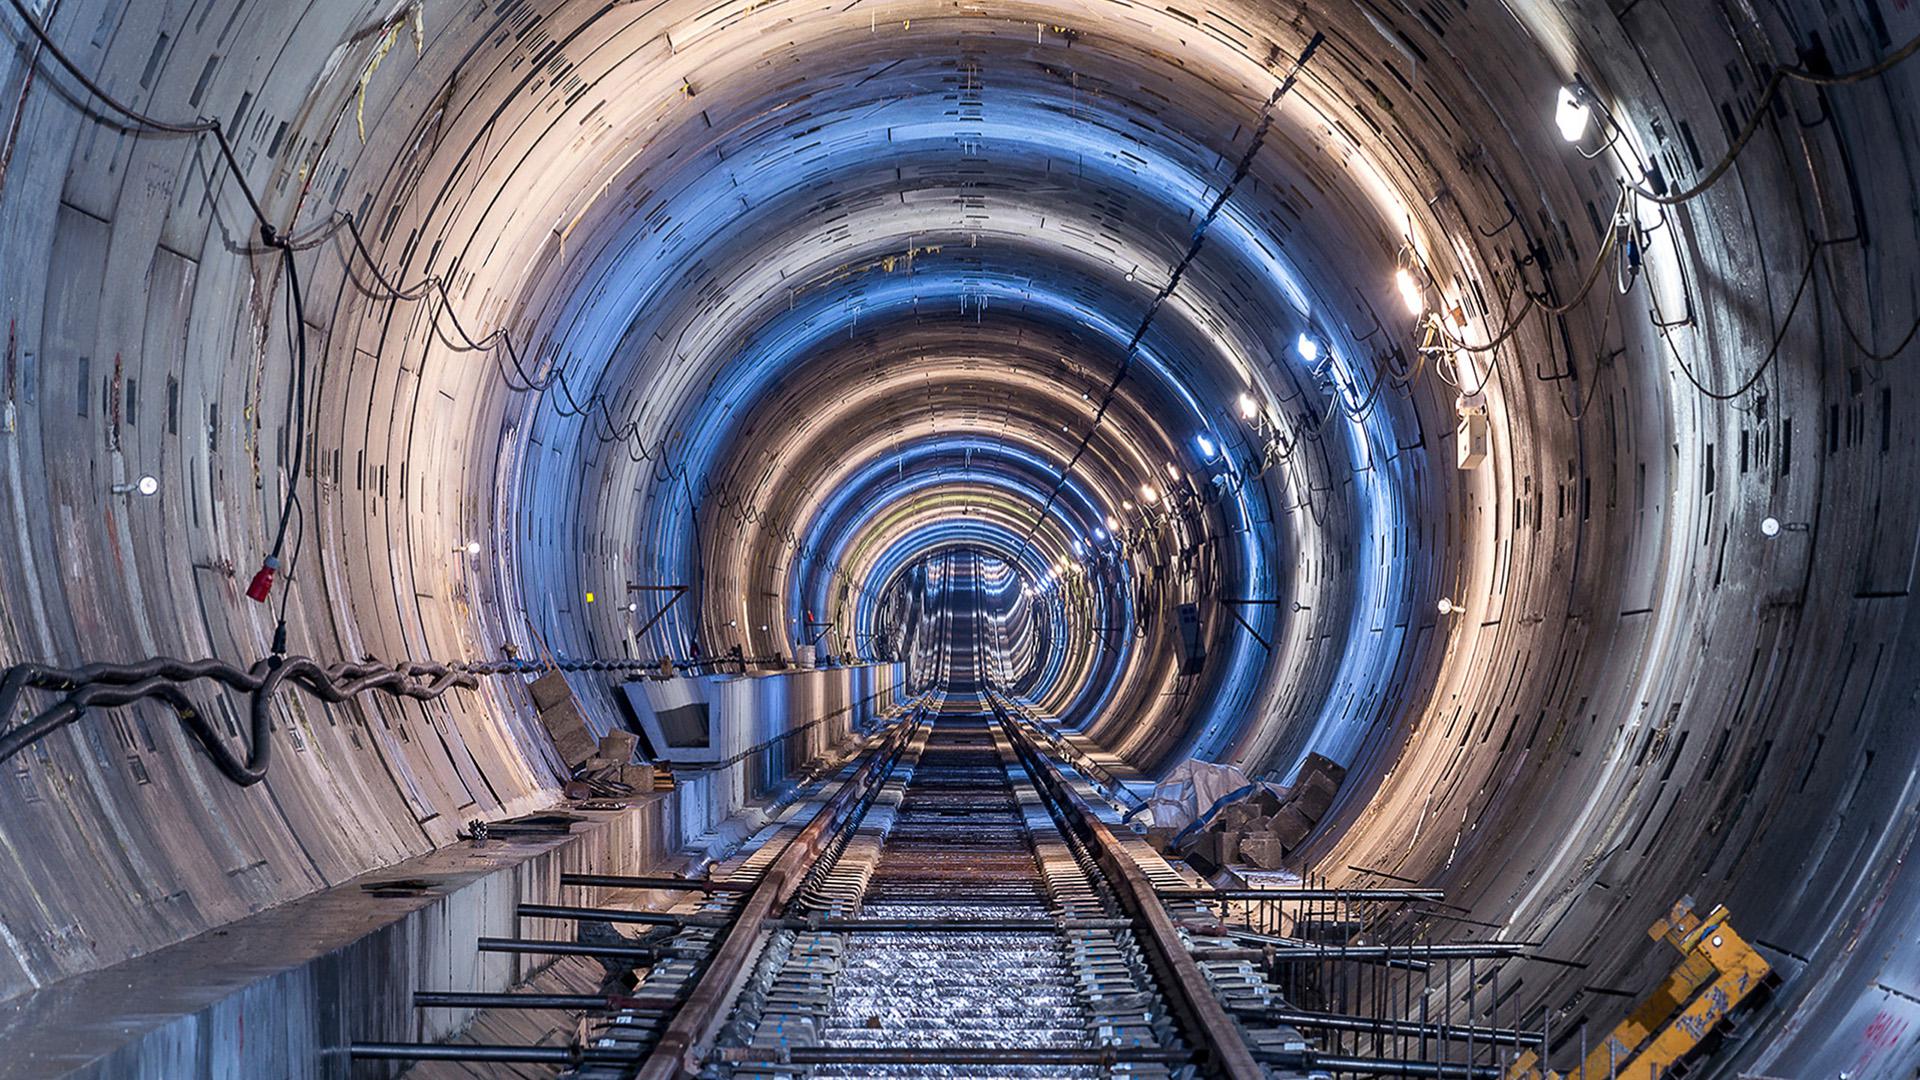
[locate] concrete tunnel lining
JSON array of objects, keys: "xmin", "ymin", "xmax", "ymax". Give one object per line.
[{"xmin": 0, "ymin": 0, "xmax": 1917, "ymax": 1075}]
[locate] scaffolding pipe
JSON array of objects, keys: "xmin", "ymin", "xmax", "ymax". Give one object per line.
[
  {"xmin": 475, "ymin": 936, "xmax": 659, "ymax": 961},
  {"xmin": 1243, "ymin": 1006, "xmax": 1546, "ymax": 1047},
  {"xmin": 1161, "ymin": 888, "xmax": 1447, "ymax": 902},
  {"xmin": 1302, "ymin": 1052, "xmax": 1501, "ymax": 1078},
  {"xmin": 413, "ymin": 991, "xmax": 610, "ymax": 1010},
  {"xmin": 519, "ymin": 902, "xmax": 725, "ymax": 927},
  {"xmin": 349, "ymin": 1042, "xmax": 576, "ymax": 1064},
  {"xmin": 560, "ymin": 872, "xmax": 753, "ymax": 892},
  {"xmin": 1255, "ymin": 943, "xmax": 1534, "ymax": 961}
]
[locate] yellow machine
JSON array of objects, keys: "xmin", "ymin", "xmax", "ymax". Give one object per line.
[{"xmin": 1506, "ymin": 897, "xmax": 1774, "ymax": 1079}]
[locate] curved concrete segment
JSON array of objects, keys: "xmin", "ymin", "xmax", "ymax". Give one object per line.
[{"xmin": 0, "ymin": 0, "xmax": 1915, "ymax": 1076}]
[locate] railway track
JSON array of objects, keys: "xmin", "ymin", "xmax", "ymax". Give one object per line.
[
  {"xmin": 360, "ymin": 694, "xmax": 1307, "ymax": 1078},
  {"xmin": 715, "ymin": 697, "xmax": 1202, "ymax": 1076},
  {"xmin": 355, "ymin": 688, "xmax": 1727, "ymax": 1080}
]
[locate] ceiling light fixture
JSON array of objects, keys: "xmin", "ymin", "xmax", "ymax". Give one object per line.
[
  {"xmin": 1237, "ymin": 392, "xmax": 1259, "ymax": 420},
  {"xmin": 1104, "ymin": 514, "xmax": 1119, "ymax": 532},
  {"xmin": 1139, "ymin": 483, "xmax": 1159, "ymax": 504},
  {"xmin": 1296, "ymin": 334, "xmax": 1320, "ymax": 363},
  {"xmin": 1195, "ymin": 433, "xmax": 1218, "ymax": 459},
  {"xmin": 1395, "ymin": 268, "xmax": 1425, "ymax": 316},
  {"xmin": 1555, "ymin": 82, "xmax": 1592, "ymax": 143}
]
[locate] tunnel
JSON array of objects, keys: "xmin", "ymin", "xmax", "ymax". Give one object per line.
[{"xmin": 0, "ymin": 0, "xmax": 1917, "ymax": 1076}]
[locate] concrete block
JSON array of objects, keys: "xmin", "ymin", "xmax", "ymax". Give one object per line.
[
  {"xmin": 1300, "ymin": 752, "xmax": 1347, "ymax": 784},
  {"xmin": 1294, "ymin": 771, "xmax": 1340, "ymax": 823},
  {"xmin": 1249, "ymin": 787, "xmax": 1285, "ymax": 816},
  {"xmin": 1239, "ymin": 835, "xmax": 1287, "ymax": 869},
  {"xmin": 1195, "ymin": 829, "xmax": 1239, "ymax": 867},
  {"xmin": 1267, "ymin": 804, "xmax": 1314, "ymax": 849},
  {"xmin": 527, "ymin": 670, "xmax": 574, "ymax": 712},
  {"xmin": 530, "ymin": 672, "xmax": 598, "ymax": 767},
  {"xmin": 598, "ymin": 730, "xmax": 640, "ymax": 765}
]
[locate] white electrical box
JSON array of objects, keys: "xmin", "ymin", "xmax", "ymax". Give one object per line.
[{"xmin": 1456, "ymin": 393, "xmax": 1489, "ymax": 470}]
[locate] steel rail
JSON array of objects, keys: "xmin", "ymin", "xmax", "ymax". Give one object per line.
[
  {"xmin": 633, "ymin": 712, "xmax": 924, "ymax": 1080},
  {"xmin": 996, "ymin": 710, "xmax": 1265, "ymax": 1078},
  {"xmin": 775, "ymin": 915, "xmax": 1136, "ymax": 932}
]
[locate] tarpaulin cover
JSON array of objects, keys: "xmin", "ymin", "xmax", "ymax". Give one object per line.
[{"xmin": 1145, "ymin": 759, "xmax": 1251, "ymax": 830}]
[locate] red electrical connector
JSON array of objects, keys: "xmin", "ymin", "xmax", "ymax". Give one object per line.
[{"xmin": 245, "ymin": 556, "xmax": 280, "ymax": 603}]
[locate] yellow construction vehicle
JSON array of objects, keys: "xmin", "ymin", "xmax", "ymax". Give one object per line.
[{"xmin": 1505, "ymin": 897, "xmax": 1775, "ymax": 1079}]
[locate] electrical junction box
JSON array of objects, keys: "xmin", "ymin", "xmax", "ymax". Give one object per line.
[
  {"xmin": 1176, "ymin": 602, "xmax": 1206, "ymax": 675},
  {"xmin": 1455, "ymin": 392, "xmax": 1489, "ymax": 470}
]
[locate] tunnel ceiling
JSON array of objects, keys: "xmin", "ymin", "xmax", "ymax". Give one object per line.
[{"xmin": 4, "ymin": 0, "xmax": 1920, "ymax": 1072}]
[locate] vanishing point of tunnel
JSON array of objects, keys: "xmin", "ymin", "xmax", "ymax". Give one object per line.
[{"xmin": 0, "ymin": 0, "xmax": 1917, "ymax": 1077}]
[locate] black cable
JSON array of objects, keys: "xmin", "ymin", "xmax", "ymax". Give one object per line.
[
  {"xmin": 336, "ymin": 213, "xmax": 723, "ymax": 522},
  {"xmin": 3, "ymin": 0, "xmax": 212, "ymax": 134},
  {"xmin": 1821, "ymin": 255, "xmax": 1920, "ymax": 362},
  {"xmin": 1551, "ymin": 296, "xmax": 1617, "ymax": 423},
  {"xmin": 271, "ymin": 246, "xmax": 308, "ymax": 559},
  {"xmin": 1655, "ymin": 244, "xmax": 1819, "ymax": 401},
  {"xmin": 1438, "ymin": 186, "xmax": 1629, "ymax": 397},
  {"xmin": 2, "ymin": 0, "xmax": 272, "ymax": 228},
  {"xmin": 3, "ymin": 0, "xmax": 320, "ymax": 617},
  {"xmin": 1430, "ymin": 27, "xmax": 1920, "ymax": 396},
  {"xmin": 1629, "ymin": 30, "xmax": 1920, "ymax": 206},
  {"xmin": 3, "ymin": 2, "xmax": 736, "ymax": 605},
  {"xmin": 0, "ymin": 656, "xmax": 476, "ymax": 785},
  {"xmin": 1013, "ymin": 32, "xmax": 1324, "ymax": 559},
  {"xmin": 0, "ymin": 648, "xmax": 789, "ymax": 784}
]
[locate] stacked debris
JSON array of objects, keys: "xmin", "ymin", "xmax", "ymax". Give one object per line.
[
  {"xmin": 1145, "ymin": 753, "xmax": 1347, "ymax": 872},
  {"xmin": 565, "ymin": 729, "xmax": 672, "ymax": 799},
  {"xmin": 530, "ymin": 670, "xmax": 673, "ymax": 798}
]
